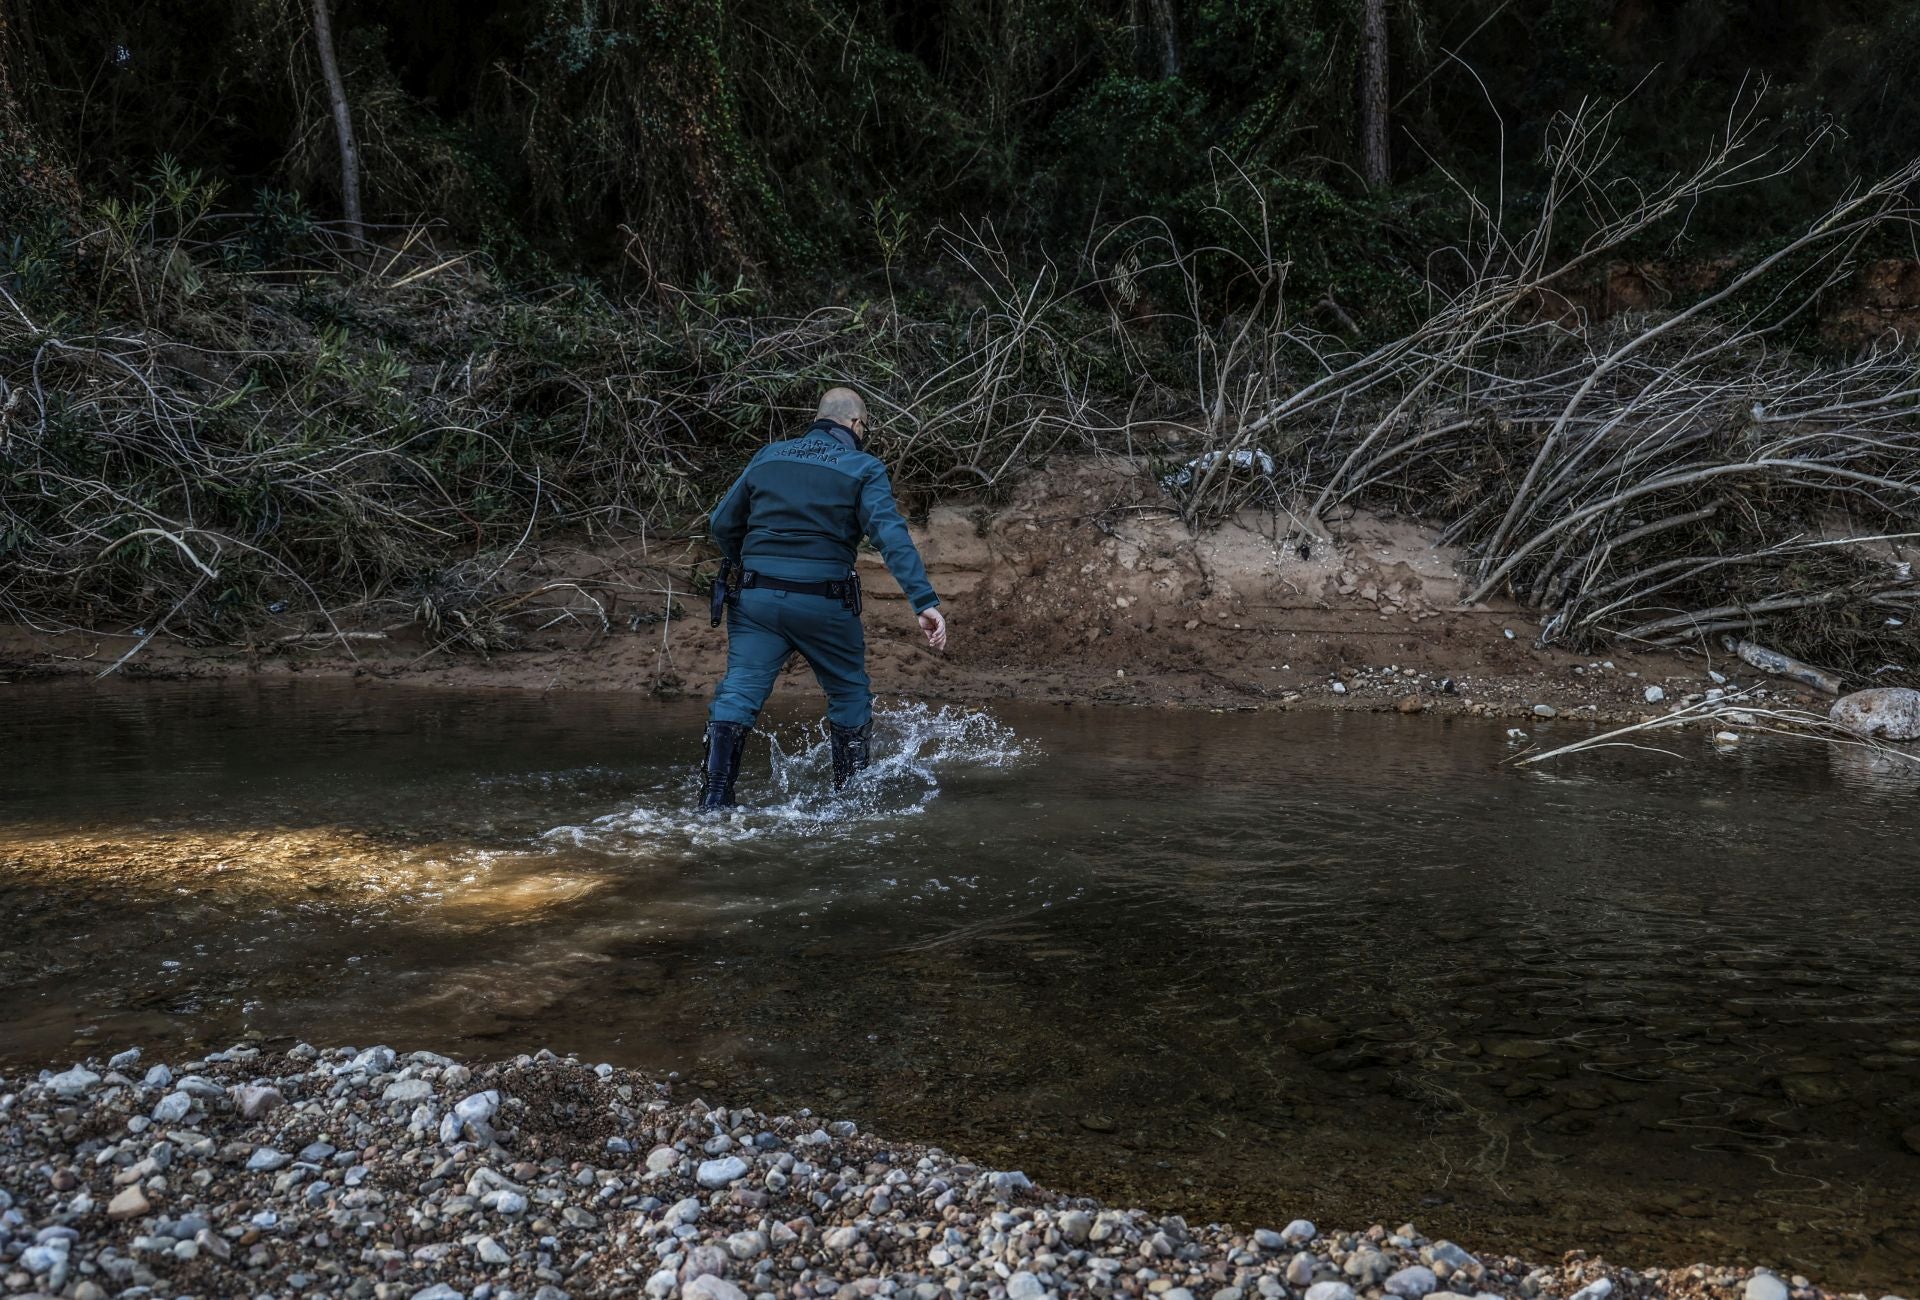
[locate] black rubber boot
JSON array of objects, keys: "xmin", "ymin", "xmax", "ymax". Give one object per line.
[
  {"xmin": 699, "ymin": 721, "xmax": 751, "ymax": 811},
  {"xmin": 829, "ymin": 721, "xmax": 872, "ymax": 792}
]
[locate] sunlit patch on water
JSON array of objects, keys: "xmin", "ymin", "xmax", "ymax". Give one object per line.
[
  {"xmin": 542, "ymin": 703, "xmax": 1028, "ymax": 848},
  {"xmin": 0, "ymin": 827, "xmax": 481, "ymax": 910}
]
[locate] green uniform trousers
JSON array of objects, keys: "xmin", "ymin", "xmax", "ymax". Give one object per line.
[{"xmin": 709, "ymin": 586, "xmax": 871, "ymax": 729}]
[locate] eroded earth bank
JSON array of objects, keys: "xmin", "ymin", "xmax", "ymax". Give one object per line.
[{"xmin": 0, "ymin": 460, "xmax": 1805, "ymax": 726}]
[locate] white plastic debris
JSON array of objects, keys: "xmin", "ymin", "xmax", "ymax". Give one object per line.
[{"xmin": 1160, "ymin": 448, "xmax": 1277, "ymax": 493}]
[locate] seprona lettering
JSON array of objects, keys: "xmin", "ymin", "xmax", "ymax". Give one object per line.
[{"xmin": 778, "ymin": 440, "xmax": 845, "ymax": 464}]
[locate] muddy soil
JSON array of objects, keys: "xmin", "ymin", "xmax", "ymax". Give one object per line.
[{"xmin": 0, "ymin": 459, "xmax": 1822, "ymax": 724}]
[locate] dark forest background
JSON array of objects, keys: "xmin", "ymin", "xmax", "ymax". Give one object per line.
[{"xmin": 8, "ymin": 1, "xmax": 1920, "ymax": 310}]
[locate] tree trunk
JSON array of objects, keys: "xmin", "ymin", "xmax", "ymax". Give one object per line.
[
  {"xmin": 308, "ymin": 0, "xmax": 362, "ymax": 233},
  {"xmin": 1147, "ymin": 0, "xmax": 1180, "ymax": 78},
  {"xmin": 1360, "ymin": 0, "xmax": 1390, "ymax": 185},
  {"xmin": 1132, "ymin": 0, "xmax": 1181, "ymax": 79}
]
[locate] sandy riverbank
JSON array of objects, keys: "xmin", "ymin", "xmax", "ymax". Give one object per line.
[
  {"xmin": 0, "ymin": 461, "xmax": 1835, "ymax": 727},
  {"xmin": 0, "ymin": 1044, "xmax": 1880, "ymax": 1300}
]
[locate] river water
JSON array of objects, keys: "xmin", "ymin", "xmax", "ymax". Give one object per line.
[{"xmin": 2, "ymin": 681, "xmax": 1917, "ymax": 1289}]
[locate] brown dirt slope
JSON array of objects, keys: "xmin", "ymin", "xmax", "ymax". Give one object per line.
[{"xmin": 0, "ymin": 458, "xmax": 1815, "ymax": 723}]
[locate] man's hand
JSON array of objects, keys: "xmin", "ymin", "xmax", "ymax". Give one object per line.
[{"xmin": 918, "ymin": 607, "xmax": 948, "ymax": 652}]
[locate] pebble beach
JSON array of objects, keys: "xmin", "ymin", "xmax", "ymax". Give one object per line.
[{"xmin": 1, "ymin": 1045, "xmax": 1899, "ymax": 1300}]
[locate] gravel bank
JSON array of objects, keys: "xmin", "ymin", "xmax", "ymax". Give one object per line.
[{"xmin": 0, "ymin": 1045, "xmax": 1897, "ymax": 1300}]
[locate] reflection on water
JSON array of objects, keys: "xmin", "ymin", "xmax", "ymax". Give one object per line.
[{"xmin": 3, "ymin": 680, "xmax": 1919, "ymax": 1290}]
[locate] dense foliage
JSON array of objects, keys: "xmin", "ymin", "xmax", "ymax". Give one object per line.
[{"xmin": 9, "ymin": 1, "xmax": 1920, "ymax": 309}]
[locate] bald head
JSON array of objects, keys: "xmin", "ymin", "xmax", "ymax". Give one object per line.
[{"xmin": 816, "ymin": 387, "xmax": 867, "ymax": 427}]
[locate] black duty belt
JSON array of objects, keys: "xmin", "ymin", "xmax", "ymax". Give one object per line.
[{"xmin": 738, "ymin": 569, "xmax": 862, "ymax": 613}]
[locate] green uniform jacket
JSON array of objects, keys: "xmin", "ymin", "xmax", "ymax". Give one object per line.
[{"xmin": 709, "ymin": 422, "xmax": 940, "ymax": 614}]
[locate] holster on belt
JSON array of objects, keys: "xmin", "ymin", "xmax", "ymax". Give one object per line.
[
  {"xmin": 709, "ymin": 563, "xmax": 735, "ymax": 628},
  {"xmin": 736, "ymin": 568, "xmax": 863, "ymax": 614}
]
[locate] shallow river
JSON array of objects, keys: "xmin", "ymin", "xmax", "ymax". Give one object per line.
[{"xmin": 2, "ymin": 681, "xmax": 1918, "ymax": 1290}]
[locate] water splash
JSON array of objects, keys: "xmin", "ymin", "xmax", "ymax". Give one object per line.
[{"xmin": 543, "ymin": 703, "xmax": 1027, "ymax": 849}]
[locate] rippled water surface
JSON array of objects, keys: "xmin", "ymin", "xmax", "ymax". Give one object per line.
[{"xmin": 4, "ymin": 680, "xmax": 1919, "ymax": 1289}]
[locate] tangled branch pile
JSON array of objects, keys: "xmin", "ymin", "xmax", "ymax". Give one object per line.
[
  {"xmin": 1138, "ymin": 95, "xmax": 1920, "ymax": 682},
  {"xmin": 0, "ymin": 171, "xmax": 1120, "ymax": 654},
  {"xmin": 3, "ymin": 89, "xmax": 1917, "ymax": 686}
]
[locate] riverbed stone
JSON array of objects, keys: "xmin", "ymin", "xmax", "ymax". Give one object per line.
[
  {"xmin": 483, "ymin": 1190, "xmax": 529, "ymax": 1215},
  {"xmin": 456, "ymin": 1090, "xmax": 500, "ymax": 1124},
  {"xmin": 47, "ymin": 1066, "xmax": 100, "ymax": 1097},
  {"xmin": 697, "ymin": 1156, "xmax": 749, "ymax": 1188},
  {"xmin": 20, "ymin": 1243, "xmax": 63, "ymax": 1274},
  {"xmin": 1384, "ymin": 1265, "xmax": 1438, "ymax": 1298},
  {"xmin": 382, "ymin": 1077, "xmax": 432, "ymax": 1104},
  {"xmin": 1487, "ymin": 1039, "xmax": 1551, "ymax": 1060},
  {"xmin": 990, "ymin": 1170, "xmax": 1034, "ymax": 1199},
  {"xmin": 681, "ymin": 1244, "xmax": 729, "ymax": 1281},
  {"xmin": 1780, "ymin": 1073, "xmax": 1848, "ymax": 1105},
  {"xmin": 0, "ymin": 1042, "xmax": 1856, "ymax": 1300},
  {"xmin": 685, "ymin": 1277, "xmax": 749, "ymax": 1300},
  {"xmin": 726, "ymin": 1229, "xmax": 769, "ymax": 1260},
  {"xmin": 152, "ymin": 1090, "xmax": 193, "ymax": 1123},
  {"xmin": 1426, "ymin": 1241, "xmax": 1482, "ymax": 1282},
  {"xmin": 1008, "ymin": 1272, "xmax": 1047, "ymax": 1300},
  {"xmin": 1305, "ymin": 1284, "xmax": 1355, "ymax": 1300},
  {"xmin": 1344, "ymin": 1248, "xmax": 1389, "ymax": 1285},
  {"xmin": 1831, "ymin": 687, "xmax": 1920, "ymax": 740},
  {"xmin": 106, "ymin": 1186, "xmax": 151, "ymax": 1220},
  {"xmin": 234, "ymin": 1083, "xmax": 285, "ymax": 1119}
]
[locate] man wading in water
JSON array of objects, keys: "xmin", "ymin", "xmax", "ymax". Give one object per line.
[{"xmin": 700, "ymin": 387, "xmax": 948, "ymax": 810}]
